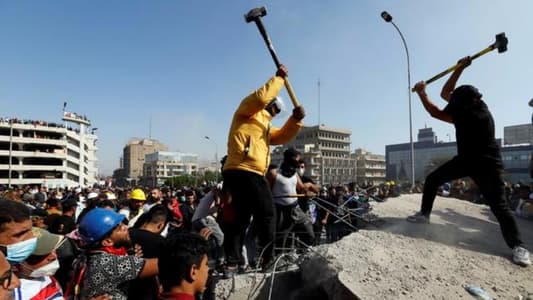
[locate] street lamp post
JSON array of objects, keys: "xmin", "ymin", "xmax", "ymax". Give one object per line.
[
  {"xmin": 204, "ymin": 136, "xmax": 219, "ymax": 182},
  {"xmin": 381, "ymin": 11, "xmax": 415, "ymax": 189}
]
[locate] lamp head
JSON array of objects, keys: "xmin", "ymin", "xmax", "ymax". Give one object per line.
[{"xmin": 381, "ymin": 11, "xmax": 392, "ymax": 22}]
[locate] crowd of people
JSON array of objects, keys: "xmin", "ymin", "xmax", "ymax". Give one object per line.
[
  {"xmin": 1, "ymin": 174, "xmax": 529, "ymax": 299},
  {"xmin": 0, "ymin": 176, "xmax": 391, "ymax": 300},
  {"xmin": 0, "ymin": 185, "xmax": 223, "ymax": 300},
  {"xmin": 0, "ymin": 117, "xmax": 81, "ymax": 133},
  {"xmin": 1, "ymin": 62, "xmax": 531, "ymax": 300}
]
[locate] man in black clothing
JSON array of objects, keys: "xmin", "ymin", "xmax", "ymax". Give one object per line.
[
  {"xmin": 409, "ymin": 56, "xmax": 530, "ymax": 267},
  {"xmin": 180, "ymin": 190, "xmax": 196, "ymax": 231},
  {"xmin": 128, "ymin": 204, "xmax": 168, "ymax": 300},
  {"xmin": 49, "ymin": 198, "xmax": 77, "ymax": 235}
]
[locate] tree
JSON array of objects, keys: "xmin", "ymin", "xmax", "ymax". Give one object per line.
[{"xmin": 164, "ymin": 171, "xmax": 219, "ymax": 188}]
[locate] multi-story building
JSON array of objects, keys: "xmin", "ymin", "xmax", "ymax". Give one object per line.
[
  {"xmin": 501, "ymin": 123, "xmax": 533, "ymax": 183},
  {"xmin": 386, "ymin": 127, "xmax": 457, "ymax": 184},
  {"xmin": 501, "ymin": 144, "xmax": 533, "ymax": 183},
  {"xmin": 123, "ymin": 138, "xmax": 167, "ymax": 181},
  {"xmin": 386, "ymin": 126, "xmax": 531, "ymax": 184},
  {"xmin": 143, "ymin": 151, "xmax": 198, "ymax": 186},
  {"xmin": 353, "ymin": 148, "xmax": 386, "ymax": 184},
  {"xmin": 504, "ymin": 124, "xmax": 533, "ymax": 145},
  {"xmin": 0, "ymin": 111, "xmax": 98, "ymax": 188},
  {"xmin": 273, "ymin": 125, "xmax": 356, "ymax": 185}
]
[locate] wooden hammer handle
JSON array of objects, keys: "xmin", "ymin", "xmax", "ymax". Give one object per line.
[{"xmin": 284, "ymin": 77, "xmax": 300, "ymax": 107}]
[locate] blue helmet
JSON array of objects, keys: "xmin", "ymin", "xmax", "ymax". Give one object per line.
[{"xmin": 79, "ymin": 208, "xmax": 125, "ymax": 244}]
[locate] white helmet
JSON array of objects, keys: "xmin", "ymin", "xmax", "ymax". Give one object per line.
[{"xmin": 266, "ymin": 96, "xmax": 287, "ymax": 117}]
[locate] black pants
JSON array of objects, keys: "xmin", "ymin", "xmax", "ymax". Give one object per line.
[
  {"xmin": 221, "ymin": 170, "xmax": 275, "ymax": 266},
  {"xmin": 421, "ymin": 156, "xmax": 523, "ymax": 249},
  {"xmin": 275, "ymin": 204, "xmax": 315, "ymax": 250}
]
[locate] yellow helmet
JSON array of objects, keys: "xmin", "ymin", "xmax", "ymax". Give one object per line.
[{"xmin": 130, "ymin": 188, "xmax": 146, "ymax": 201}]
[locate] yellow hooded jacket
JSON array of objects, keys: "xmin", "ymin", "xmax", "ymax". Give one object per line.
[{"xmin": 224, "ymin": 76, "xmax": 303, "ymax": 176}]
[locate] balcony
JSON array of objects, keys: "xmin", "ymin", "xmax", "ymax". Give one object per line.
[
  {"xmin": 0, "ymin": 135, "xmax": 66, "ymax": 146},
  {"xmin": 0, "ymin": 149, "xmax": 66, "ymax": 159},
  {"xmin": 0, "ymin": 164, "xmax": 65, "ymax": 172}
]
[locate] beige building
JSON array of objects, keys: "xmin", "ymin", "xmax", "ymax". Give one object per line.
[
  {"xmin": 143, "ymin": 151, "xmax": 198, "ymax": 186},
  {"xmin": 123, "ymin": 138, "xmax": 167, "ymax": 180},
  {"xmin": 353, "ymin": 148, "xmax": 386, "ymax": 184},
  {"xmin": 273, "ymin": 125, "xmax": 356, "ymax": 185},
  {"xmin": 504, "ymin": 124, "xmax": 533, "ymax": 145}
]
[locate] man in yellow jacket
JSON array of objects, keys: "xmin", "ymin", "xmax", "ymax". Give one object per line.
[{"xmin": 222, "ymin": 65, "xmax": 305, "ymax": 275}]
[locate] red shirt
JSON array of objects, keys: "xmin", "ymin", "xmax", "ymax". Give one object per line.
[{"xmin": 159, "ymin": 292, "xmax": 195, "ymax": 300}]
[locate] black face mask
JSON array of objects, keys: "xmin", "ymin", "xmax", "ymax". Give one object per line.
[
  {"xmin": 265, "ymin": 101, "xmax": 281, "ymax": 116},
  {"xmin": 280, "ymin": 159, "xmax": 298, "ymax": 177}
]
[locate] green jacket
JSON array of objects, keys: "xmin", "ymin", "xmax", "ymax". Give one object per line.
[{"xmin": 224, "ymin": 76, "xmax": 303, "ymax": 176}]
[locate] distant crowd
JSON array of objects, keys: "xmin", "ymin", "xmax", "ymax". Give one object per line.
[{"xmin": 0, "ymin": 117, "xmax": 81, "ymax": 133}]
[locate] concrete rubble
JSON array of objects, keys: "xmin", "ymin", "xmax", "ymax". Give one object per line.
[{"xmin": 216, "ymin": 194, "xmax": 533, "ymax": 299}]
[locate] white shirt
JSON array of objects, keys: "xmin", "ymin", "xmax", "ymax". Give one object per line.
[
  {"xmin": 16, "ymin": 276, "xmax": 63, "ymax": 300},
  {"xmin": 272, "ymin": 173, "xmax": 298, "ymax": 206},
  {"xmin": 192, "ymin": 191, "xmax": 216, "ymax": 223}
]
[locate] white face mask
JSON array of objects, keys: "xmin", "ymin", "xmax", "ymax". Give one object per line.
[
  {"xmin": 296, "ymin": 167, "xmax": 305, "ymax": 177},
  {"xmin": 160, "ymin": 223, "xmax": 169, "ymax": 238},
  {"xmin": 29, "ymin": 259, "xmax": 60, "ymax": 278}
]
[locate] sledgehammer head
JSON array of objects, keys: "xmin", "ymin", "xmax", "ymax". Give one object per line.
[
  {"xmin": 245, "ymin": 6, "xmax": 267, "ymax": 23},
  {"xmin": 494, "ymin": 32, "xmax": 508, "ymax": 53}
]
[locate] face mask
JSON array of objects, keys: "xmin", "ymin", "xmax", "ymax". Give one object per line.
[
  {"xmin": 29, "ymin": 259, "xmax": 60, "ymax": 278},
  {"xmin": 6, "ymin": 237, "xmax": 38, "ymax": 264},
  {"xmin": 297, "ymin": 167, "xmax": 305, "ymax": 177},
  {"xmin": 179, "ymin": 196, "xmax": 186, "ymax": 203},
  {"xmin": 160, "ymin": 223, "xmax": 169, "ymax": 238}
]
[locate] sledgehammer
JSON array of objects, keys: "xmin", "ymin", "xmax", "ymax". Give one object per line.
[
  {"xmin": 414, "ymin": 33, "xmax": 508, "ymax": 90},
  {"xmin": 244, "ymin": 6, "xmax": 300, "ymax": 107}
]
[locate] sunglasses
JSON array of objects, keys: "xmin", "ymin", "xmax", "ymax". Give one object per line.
[{"xmin": 0, "ymin": 268, "xmax": 11, "ymax": 290}]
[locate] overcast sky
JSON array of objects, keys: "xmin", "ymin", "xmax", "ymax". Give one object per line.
[{"xmin": 1, "ymin": 1, "xmax": 532, "ymax": 175}]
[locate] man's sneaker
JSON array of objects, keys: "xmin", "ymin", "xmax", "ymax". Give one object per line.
[
  {"xmin": 512, "ymin": 246, "xmax": 531, "ymax": 267},
  {"xmin": 223, "ymin": 266, "xmax": 237, "ymax": 279},
  {"xmin": 406, "ymin": 212, "xmax": 430, "ymax": 224}
]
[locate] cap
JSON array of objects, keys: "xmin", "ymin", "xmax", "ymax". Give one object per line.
[
  {"xmin": 31, "ymin": 228, "xmax": 65, "ymax": 256},
  {"xmin": 87, "ymin": 192, "xmax": 99, "ymax": 199},
  {"xmin": 74, "ymin": 187, "xmax": 82, "ymax": 194}
]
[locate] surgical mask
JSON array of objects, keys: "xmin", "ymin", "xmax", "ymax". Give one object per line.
[
  {"xmin": 160, "ymin": 223, "xmax": 169, "ymax": 238},
  {"xmin": 5, "ymin": 237, "xmax": 38, "ymax": 264},
  {"xmin": 297, "ymin": 167, "xmax": 305, "ymax": 177},
  {"xmin": 29, "ymin": 259, "xmax": 60, "ymax": 278},
  {"xmin": 179, "ymin": 196, "xmax": 186, "ymax": 203}
]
